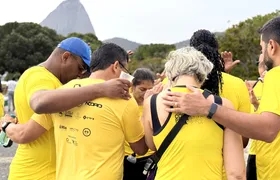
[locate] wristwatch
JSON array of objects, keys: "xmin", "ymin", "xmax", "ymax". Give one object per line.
[
  {"xmin": 1, "ymin": 122, "xmax": 12, "ymax": 133},
  {"xmin": 207, "ymin": 103, "xmax": 218, "ymax": 119}
]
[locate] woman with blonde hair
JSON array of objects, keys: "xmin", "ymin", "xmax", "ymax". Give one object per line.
[{"xmin": 143, "ymin": 47, "xmax": 245, "ymax": 180}]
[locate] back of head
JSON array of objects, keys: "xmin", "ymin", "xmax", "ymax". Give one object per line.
[
  {"xmin": 259, "ymin": 16, "xmax": 280, "ymax": 44},
  {"xmin": 90, "ymin": 43, "xmax": 128, "ymax": 72},
  {"xmin": 190, "ymin": 29, "xmax": 219, "ymax": 50},
  {"xmin": 164, "ymin": 46, "xmax": 213, "ymax": 85},
  {"xmin": 190, "ymin": 29, "xmax": 224, "ymax": 95},
  {"xmin": 132, "ymin": 68, "xmax": 155, "ymax": 86}
]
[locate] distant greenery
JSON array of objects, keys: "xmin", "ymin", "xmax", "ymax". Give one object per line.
[
  {"xmin": 129, "ymin": 44, "xmax": 176, "ymax": 73},
  {"xmin": 217, "ymin": 10, "xmax": 280, "ymax": 80},
  {"xmin": 1, "ymin": 10, "xmax": 280, "ymax": 80},
  {"xmin": 0, "ymin": 22, "xmax": 102, "ymax": 79}
]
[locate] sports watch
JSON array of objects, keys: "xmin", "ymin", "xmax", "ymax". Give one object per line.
[
  {"xmin": 207, "ymin": 103, "xmax": 218, "ymax": 119},
  {"xmin": 1, "ymin": 122, "xmax": 12, "ymax": 133}
]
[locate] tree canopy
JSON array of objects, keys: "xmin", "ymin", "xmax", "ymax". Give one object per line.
[
  {"xmin": 217, "ymin": 10, "xmax": 280, "ymax": 80},
  {"xmin": 1, "ymin": 10, "xmax": 280, "ymax": 80},
  {"xmin": 0, "ymin": 22, "xmax": 101, "ymax": 76}
]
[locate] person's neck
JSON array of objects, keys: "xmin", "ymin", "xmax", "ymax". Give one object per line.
[
  {"xmin": 40, "ymin": 57, "xmax": 61, "ymax": 81},
  {"xmin": 174, "ymin": 75, "xmax": 201, "ymax": 88},
  {"xmin": 89, "ymin": 70, "xmax": 116, "ymax": 81}
]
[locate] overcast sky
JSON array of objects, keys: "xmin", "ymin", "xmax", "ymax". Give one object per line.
[{"xmin": 0, "ymin": 0, "xmax": 278, "ymax": 44}]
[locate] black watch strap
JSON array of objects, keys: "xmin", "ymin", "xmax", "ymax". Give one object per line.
[
  {"xmin": 2, "ymin": 122, "xmax": 12, "ymax": 133},
  {"xmin": 207, "ymin": 103, "xmax": 218, "ymax": 119}
]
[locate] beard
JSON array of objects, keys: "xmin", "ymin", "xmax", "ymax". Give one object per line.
[{"xmin": 264, "ymin": 50, "xmax": 274, "ymax": 71}]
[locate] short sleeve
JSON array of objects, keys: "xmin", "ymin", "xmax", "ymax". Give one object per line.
[
  {"xmin": 31, "ymin": 113, "xmax": 54, "ymax": 130},
  {"xmin": 25, "ymin": 72, "xmax": 61, "ymax": 107},
  {"xmin": 122, "ymin": 99, "xmax": 144, "ymax": 143},
  {"xmin": 259, "ymin": 71, "xmax": 280, "ymax": 115}
]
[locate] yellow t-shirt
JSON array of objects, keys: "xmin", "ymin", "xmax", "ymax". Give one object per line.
[
  {"xmin": 220, "ymin": 72, "xmax": 251, "ymax": 113},
  {"xmin": 32, "ymin": 78, "xmax": 144, "ymax": 180},
  {"xmin": 255, "ymin": 66, "xmax": 280, "ymax": 180},
  {"xmin": 249, "ymin": 80, "xmax": 263, "ymax": 155},
  {"xmin": 0, "ymin": 93, "xmax": 4, "ymax": 117},
  {"xmin": 10, "ymin": 66, "xmax": 62, "ymax": 180},
  {"xmin": 124, "ymin": 106, "xmax": 154, "ymax": 158},
  {"xmin": 153, "ymin": 87, "xmax": 224, "ymax": 180}
]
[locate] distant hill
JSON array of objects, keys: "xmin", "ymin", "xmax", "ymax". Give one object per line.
[
  {"xmin": 174, "ymin": 39, "xmax": 190, "ymax": 49},
  {"xmin": 103, "ymin": 37, "xmax": 192, "ymax": 51},
  {"xmin": 40, "ymin": 0, "xmax": 95, "ymax": 36},
  {"xmin": 103, "ymin": 37, "xmax": 141, "ymax": 51}
]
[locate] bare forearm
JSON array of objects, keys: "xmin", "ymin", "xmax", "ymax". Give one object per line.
[
  {"xmin": 212, "ymin": 106, "xmax": 274, "ymax": 142},
  {"xmin": 6, "ymin": 123, "xmax": 27, "ymax": 144},
  {"xmin": 30, "ymin": 83, "xmax": 105, "ymax": 114}
]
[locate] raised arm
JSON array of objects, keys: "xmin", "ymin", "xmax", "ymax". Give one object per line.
[{"xmin": 31, "ymin": 79, "xmax": 131, "ymax": 114}]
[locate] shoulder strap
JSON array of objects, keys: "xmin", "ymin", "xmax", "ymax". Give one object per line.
[
  {"xmin": 213, "ymin": 95, "xmax": 224, "ymax": 130},
  {"xmin": 153, "ymin": 114, "xmax": 189, "ymax": 163},
  {"xmin": 150, "ymin": 94, "xmax": 161, "ymax": 133},
  {"xmin": 203, "ymin": 89, "xmax": 224, "ymax": 130}
]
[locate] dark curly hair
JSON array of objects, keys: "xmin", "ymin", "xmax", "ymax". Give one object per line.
[{"xmin": 190, "ymin": 29, "xmax": 224, "ymax": 95}]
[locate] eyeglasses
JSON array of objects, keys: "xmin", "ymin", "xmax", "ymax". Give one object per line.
[
  {"xmin": 71, "ymin": 54, "xmax": 88, "ymax": 75},
  {"xmin": 118, "ymin": 61, "xmax": 129, "ymax": 74}
]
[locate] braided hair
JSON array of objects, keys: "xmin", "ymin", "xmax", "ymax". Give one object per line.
[{"xmin": 190, "ymin": 29, "xmax": 224, "ymax": 95}]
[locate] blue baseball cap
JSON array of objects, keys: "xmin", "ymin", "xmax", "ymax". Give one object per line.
[{"xmin": 57, "ymin": 37, "xmax": 91, "ymax": 71}]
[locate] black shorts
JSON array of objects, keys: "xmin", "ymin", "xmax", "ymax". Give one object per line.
[
  {"xmin": 246, "ymin": 154, "xmax": 257, "ymax": 180},
  {"xmin": 123, "ymin": 156, "xmax": 150, "ymax": 180}
]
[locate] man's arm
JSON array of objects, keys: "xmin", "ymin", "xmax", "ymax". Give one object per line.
[
  {"xmin": 162, "ymin": 86, "xmax": 280, "ymax": 143},
  {"xmin": 123, "ymin": 99, "xmax": 148, "ymax": 155},
  {"xmin": 5, "ymin": 121, "xmax": 46, "ymax": 144},
  {"xmin": 31, "ymin": 79, "xmax": 131, "ymax": 114}
]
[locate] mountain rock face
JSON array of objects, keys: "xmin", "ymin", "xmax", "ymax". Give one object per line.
[
  {"xmin": 40, "ymin": 0, "xmax": 95, "ymax": 36},
  {"xmin": 103, "ymin": 37, "xmax": 141, "ymax": 51}
]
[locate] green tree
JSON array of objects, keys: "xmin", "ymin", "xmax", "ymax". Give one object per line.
[
  {"xmin": 133, "ymin": 44, "xmax": 176, "ymax": 60},
  {"xmin": 217, "ymin": 10, "xmax": 280, "ymax": 80},
  {"xmin": 0, "ymin": 22, "xmax": 61, "ymax": 74},
  {"xmin": 129, "ymin": 44, "xmax": 175, "ymax": 73},
  {"xmin": 67, "ymin": 33, "xmax": 102, "ymax": 52}
]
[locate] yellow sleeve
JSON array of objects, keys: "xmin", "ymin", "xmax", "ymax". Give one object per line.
[
  {"xmin": 259, "ymin": 72, "xmax": 280, "ymax": 115},
  {"xmin": 25, "ymin": 73, "xmax": 58, "ymax": 107},
  {"xmin": 0, "ymin": 94, "xmax": 4, "ymax": 117},
  {"xmin": 31, "ymin": 113, "xmax": 54, "ymax": 130},
  {"xmin": 237, "ymin": 81, "xmax": 251, "ymax": 113},
  {"xmin": 122, "ymin": 99, "xmax": 144, "ymax": 143}
]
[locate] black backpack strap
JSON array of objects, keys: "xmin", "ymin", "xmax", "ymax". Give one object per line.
[
  {"xmin": 150, "ymin": 94, "xmax": 161, "ymax": 133},
  {"xmin": 202, "ymin": 89, "xmax": 212, "ymax": 99},
  {"xmin": 213, "ymin": 95, "xmax": 224, "ymax": 130},
  {"xmin": 152, "ymin": 114, "xmax": 189, "ymax": 163},
  {"xmin": 214, "ymin": 95, "xmax": 222, "ymax": 105},
  {"xmin": 203, "ymin": 89, "xmax": 224, "ymax": 130}
]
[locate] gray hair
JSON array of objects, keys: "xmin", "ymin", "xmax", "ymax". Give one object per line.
[{"xmin": 164, "ymin": 46, "xmax": 213, "ymax": 84}]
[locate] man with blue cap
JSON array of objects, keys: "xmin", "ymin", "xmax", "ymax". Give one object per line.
[{"xmin": 1, "ymin": 37, "xmax": 131, "ymax": 180}]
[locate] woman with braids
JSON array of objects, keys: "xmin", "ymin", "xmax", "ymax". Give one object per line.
[{"xmin": 190, "ymin": 29, "xmax": 251, "ymax": 149}]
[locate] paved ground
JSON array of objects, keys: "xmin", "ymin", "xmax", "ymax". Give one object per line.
[
  {"xmin": 0, "ymin": 143, "xmax": 249, "ymax": 180},
  {"xmin": 0, "ymin": 144, "xmax": 17, "ymax": 180}
]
